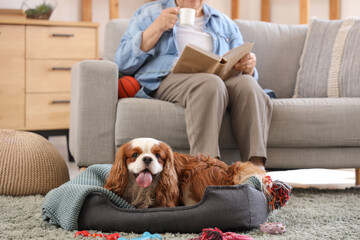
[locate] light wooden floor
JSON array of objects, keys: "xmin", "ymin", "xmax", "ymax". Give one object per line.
[{"xmin": 49, "ymin": 135, "xmax": 357, "ymax": 189}]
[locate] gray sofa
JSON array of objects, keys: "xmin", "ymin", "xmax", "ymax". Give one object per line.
[{"xmin": 70, "ymin": 19, "xmax": 360, "ymax": 174}]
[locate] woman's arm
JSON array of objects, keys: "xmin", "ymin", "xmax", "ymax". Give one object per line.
[
  {"xmin": 115, "ymin": 7, "xmax": 178, "ymax": 75},
  {"xmin": 141, "ymin": 7, "xmax": 179, "ymax": 52}
]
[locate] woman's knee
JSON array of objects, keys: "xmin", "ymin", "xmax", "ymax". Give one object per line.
[
  {"xmin": 228, "ymin": 74, "xmax": 262, "ymax": 95},
  {"xmin": 191, "ymin": 73, "xmax": 227, "ymax": 95}
]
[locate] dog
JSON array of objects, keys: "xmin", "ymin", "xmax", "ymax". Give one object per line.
[
  {"xmin": 104, "ymin": 138, "xmax": 266, "ymax": 208},
  {"xmin": 104, "ymin": 138, "xmax": 179, "ymax": 209},
  {"xmin": 173, "ymin": 152, "xmax": 266, "ymax": 205}
]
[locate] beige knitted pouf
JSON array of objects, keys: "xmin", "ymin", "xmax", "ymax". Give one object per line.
[{"xmin": 0, "ymin": 129, "xmax": 70, "ymax": 196}]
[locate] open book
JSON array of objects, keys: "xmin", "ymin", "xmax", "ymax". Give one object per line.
[{"xmin": 172, "ymin": 42, "xmax": 254, "ymax": 81}]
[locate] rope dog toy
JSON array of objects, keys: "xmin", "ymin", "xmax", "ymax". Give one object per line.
[
  {"xmin": 118, "ymin": 232, "xmax": 161, "ymax": 240},
  {"xmin": 263, "ymin": 176, "xmax": 292, "ymax": 211},
  {"xmin": 245, "ymin": 175, "xmax": 292, "ymax": 211},
  {"xmin": 75, "ymin": 231, "xmax": 120, "ymax": 240},
  {"xmin": 75, "ymin": 231, "xmax": 161, "ymax": 240},
  {"xmin": 190, "ymin": 227, "xmax": 254, "ymax": 240}
]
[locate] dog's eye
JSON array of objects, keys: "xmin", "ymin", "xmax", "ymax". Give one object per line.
[
  {"xmin": 155, "ymin": 153, "xmax": 161, "ymax": 159},
  {"xmin": 132, "ymin": 153, "xmax": 139, "ymax": 158}
]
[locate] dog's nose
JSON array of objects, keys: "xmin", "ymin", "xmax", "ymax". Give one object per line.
[{"xmin": 143, "ymin": 156, "xmax": 153, "ymax": 165}]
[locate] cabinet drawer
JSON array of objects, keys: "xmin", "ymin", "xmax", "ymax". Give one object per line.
[
  {"xmin": 0, "ymin": 25, "xmax": 25, "ymax": 128},
  {"xmin": 26, "ymin": 59, "xmax": 78, "ymax": 92},
  {"xmin": 26, "ymin": 26, "xmax": 96, "ymax": 59},
  {"xmin": 26, "ymin": 93, "xmax": 71, "ymax": 130}
]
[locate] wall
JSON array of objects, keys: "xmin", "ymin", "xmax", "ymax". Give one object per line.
[{"xmin": 1, "ymin": 0, "xmax": 359, "ymax": 58}]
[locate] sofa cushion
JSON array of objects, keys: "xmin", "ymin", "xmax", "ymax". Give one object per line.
[
  {"xmin": 268, "ymin": 98, "xmax": 360, "ymax": 148},
  {"xmin": 115, "ymin": 98, "xmax": 189, "ymax": 149},
  {"xmin": 235, "ymin": 20, "xmax": 308, "ymax": 98},
  {"xmin": 294, "ymin": 18, "xmax": 360, "ymax": 98},
  {"xmin": 104, "ymin": 19, "xmax": 130, "ymax": 62},
  {"xmin": 115, "ymin": 98, "xmax": 238, "ymax": 151},
  {"xmin": 115, "ymin": 97, "xmax": 360, "ymax": 155}
]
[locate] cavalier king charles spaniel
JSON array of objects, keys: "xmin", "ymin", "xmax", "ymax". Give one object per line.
[
  {"xmin": 104, "ymin": 138, "xmax": 179, "ymax": 209},
  {"xmin": 104, "ymin": 138, "xmax": 266, "ymax": 208}
]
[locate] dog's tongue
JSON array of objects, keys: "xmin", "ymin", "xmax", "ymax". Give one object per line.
[{"xmin": 136, "ymin": 171, "xmax": 153, "ymax": 188}]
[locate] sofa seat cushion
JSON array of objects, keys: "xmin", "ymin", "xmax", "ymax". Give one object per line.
[
  {"xmin": 268, "ymin": 98, "xmax": 360, "ymax": 148},
  {"xmin": 115, "ymin": 98, "xmax": 238, "ymax": 151},
  {"xmin": 115, "ymin": 98, "xmax": 360, "ymax": 153},
  {"xmin": 115, "ymin": 98, "xmax": 189, "ymax": 149}
]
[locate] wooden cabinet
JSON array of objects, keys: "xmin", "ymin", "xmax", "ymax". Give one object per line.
[
  {"xmin": 0, "ymin": 25, "xmax": 25, "ymax": 128},
  {"xmin": 0, "ymin": 19, "xmax": 98, "ymax": 130},
  {"xmin": 26, "ymin": 26, "xmax": 97, "ymax": 59},
  {"xmin": 26, "ymin": 93, "xmax": 72, "ymax": 129}
]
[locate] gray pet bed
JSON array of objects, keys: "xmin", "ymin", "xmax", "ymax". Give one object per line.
[
  {"xmin": 78, "ymin": 184, "xmax": 269, "ymax": 233},
  {"xmin": 42, "ymin": 164, "xmax": 269, "ymax": 233}
]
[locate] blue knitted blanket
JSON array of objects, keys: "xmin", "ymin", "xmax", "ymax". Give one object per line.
[{"xmin": 42, "ymin": 164, "xmax": 134, "ymax": 231}]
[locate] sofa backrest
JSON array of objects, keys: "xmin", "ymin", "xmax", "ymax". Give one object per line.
[
  {"xmin": 104, "ymin": 19, "xmax": 130, "ymax": 62},
  {"xmin": 235, "ymin": 20, "xmax": 308, "ymax": 98},
  {"xmin": 104, "ymin": 19, "xmax": 308, "ymax": 98}
]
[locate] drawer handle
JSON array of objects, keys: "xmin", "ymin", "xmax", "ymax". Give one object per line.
[
  {"xmin": 52, "ymin": 67, "xmax": 72, "ymax": 71},
  {"xmin": 52, "ymin": 100, "xmax": 70, "ymax": 104},
  {"xmin": 52, "ymin": 33, "xmax": 74, "ymax": 37}
]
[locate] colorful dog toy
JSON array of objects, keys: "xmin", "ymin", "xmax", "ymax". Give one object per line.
[
  {"xmin": 75, "ymin": 231, "xmax": 161, "ymax": 240},
  {"xmin": 75, "ymin": 231, "xmax": 120, "ymax": 240},
  {"xmin": 259, "ymin": 222, "xmax": 286, "ymax": 235},
  {"xmin": 263, "ymin": 176, "xmax": 292, "ymax": 211},
  {"xmin": 118, "ymin": 232, "xmax": 161, "ymax": 240},
  {"xmin": 190, "ymin": 227, "xmax": 253, "ymax": 240},
  {"xmin": 245, "ymin": 175, "xmax": 292, "ymax": 211}
]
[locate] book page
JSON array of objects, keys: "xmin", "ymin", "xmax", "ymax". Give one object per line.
[
  {"xmin": 172, "ymin": 43, "xmax": 254, "ymax": 80},
  {"xmin": 172, "ymin": 44, "xmax": 222, "ymax": 74}
]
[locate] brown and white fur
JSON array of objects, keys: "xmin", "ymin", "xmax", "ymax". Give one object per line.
[
  {"xmin": 104, "ymin": 138, "xmax": 179, "ymax": 209},
  {"xmin": 104, "ymin": 138, "xmax": 266, "ymax": 208},
  {"xmin": 174, "ymin": 152, "xmax": 266, "ymax": 205}
]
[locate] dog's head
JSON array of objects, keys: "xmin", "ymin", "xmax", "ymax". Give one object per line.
[{"xmin": 104, "ymin": 138, "xmax": 179, "ymax": 208}]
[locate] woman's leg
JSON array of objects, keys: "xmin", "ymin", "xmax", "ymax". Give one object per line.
[
  {"xmin": 225, "ymin": 74, "xmax": 273, "ymax": 166},
  {"xmin": 153, "ymin": 73, "xmax": 228, "ymax": 157}
]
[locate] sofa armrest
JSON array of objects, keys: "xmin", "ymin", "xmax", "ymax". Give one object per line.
[{"xmin": 70, "ymin": 60, "xmax": 118, "ymax": 167}]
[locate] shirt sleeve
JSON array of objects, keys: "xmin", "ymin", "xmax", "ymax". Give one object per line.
[{"xmin": 114, "ymin": 10, "xmax": 156, "ymax": 75}]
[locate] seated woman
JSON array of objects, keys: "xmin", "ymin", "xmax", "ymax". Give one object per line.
[{"xmin": 114, "ymin": 0, "xmax": 273, "ymax": 169}]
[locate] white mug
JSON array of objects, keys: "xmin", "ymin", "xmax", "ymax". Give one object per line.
[{"xmin": 179, "ymin": 8, "xmax": 196, "ymax": 26}]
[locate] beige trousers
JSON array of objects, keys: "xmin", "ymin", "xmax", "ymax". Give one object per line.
[{"xmin": 152, "ymin": 73, "xmax": 273, "ymax": 161}]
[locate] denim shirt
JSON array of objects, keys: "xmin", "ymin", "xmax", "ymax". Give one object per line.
[{"xmin": 115, "ymin": 0, "xmax": 259, "ymax": 98}]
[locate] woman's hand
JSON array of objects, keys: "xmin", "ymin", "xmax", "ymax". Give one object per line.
[
  {"xmin": 153, "ymin": 7, "xmax": 179, "ymax": 33},
  {"xmin": 141, "ymin": 7, "xmax": 179, "ymax": 52},
  {"xmin": 233, "ymin": 52, "xmax": 257, "ymax": 76}
]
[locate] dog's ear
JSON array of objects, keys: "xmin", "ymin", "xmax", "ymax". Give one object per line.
[
  {"xmin": 155, "ymin": 142, "xmax": 179, "ymax": 207},
  {"xmin": 104, "ymin": 143, "xmax": 129, "ymax": 196}
]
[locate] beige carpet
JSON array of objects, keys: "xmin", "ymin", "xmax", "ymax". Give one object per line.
[{"xmin": 0, "ymin": 188, "xmax": 359, "ymax": 240}]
